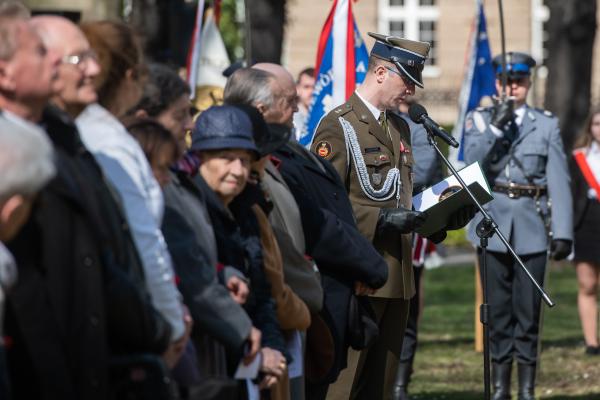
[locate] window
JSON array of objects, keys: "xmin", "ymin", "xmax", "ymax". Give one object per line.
[
  {"xmin": 378, "ymin": 0, "xmax": 440, "ymax": 75},
  {"xmin": 389, "ymin": 21, "xmax": 405, "ymax": 37},
  {"xmin": 419, "ymin": 20, "xmax": 436, "ymax": 65}
]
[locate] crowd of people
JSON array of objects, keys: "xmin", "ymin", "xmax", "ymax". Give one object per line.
[{"xmin": 1, "ymin": 2, "xmax": 600, "ymax": 400}]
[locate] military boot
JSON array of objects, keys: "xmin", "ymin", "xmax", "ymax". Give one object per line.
[
  {"xmin": 492, "ymin": 362, "xmax": 512, "ymax": 400},
  {"xmin": 517, "ymin": 364, "xmax": 536, "ymax": 400},
  {"xmin": 391, "ymin": 361, "xmax": 412, "ymax": 400}
]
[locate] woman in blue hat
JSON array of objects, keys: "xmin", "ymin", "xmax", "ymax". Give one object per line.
[{"xmin": 191, "ymin": 105, "xmax": 290, "ymax": 395}]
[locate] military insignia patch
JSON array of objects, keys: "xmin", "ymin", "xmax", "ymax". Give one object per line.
[{"xmin": 316, "ymin": 141, "xmax": 333, "ymax": 158}]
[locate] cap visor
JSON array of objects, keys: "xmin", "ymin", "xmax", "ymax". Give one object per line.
[{"xmin": 396, "ymin": 63, "xmax": 424, "ymax": 89}]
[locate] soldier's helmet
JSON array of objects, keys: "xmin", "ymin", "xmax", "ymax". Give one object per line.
[{"xmin": 367, "ymin": 32, "xmax": 431, "ymax": 89}]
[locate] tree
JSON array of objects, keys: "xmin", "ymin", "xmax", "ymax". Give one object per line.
[
  {"xmin": 544, "ymin": 0, "xmax": 597, "ymax": 152},
  {"xmin": 248, "ymin": 0, "xmax": 287, "ymax": 64}
]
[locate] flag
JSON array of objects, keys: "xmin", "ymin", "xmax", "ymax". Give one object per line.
[
  {"xmin": 451, "ymin": 0, "xmax": 496, "ymax": 162},
  {"xmin": 186, "ymin": 4, "xmax": 230, "ymax": 108},
  {"xmin": 299, "ymin": 0, "xmax": 369, "ymax": 146},
  {"xmin": 186, "ymin": 0, "xmax": 206, "ymax": 99}
]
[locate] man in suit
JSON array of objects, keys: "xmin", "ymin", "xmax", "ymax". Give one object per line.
[
  {"xmin": 463, "ymin": 52, "xmax": 573, "ymax": 400},
  {"xmin": 312, "ymin": 33, "xmax": 473, "ymax": 399}
]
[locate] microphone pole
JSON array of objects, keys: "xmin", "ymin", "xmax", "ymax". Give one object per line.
[{"xmin": 420, "ymin": 125, "xmax": 555, "ymax": 400}]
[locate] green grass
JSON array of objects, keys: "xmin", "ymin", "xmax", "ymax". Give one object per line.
[{"xmin": 409, "ymin": 261, "xmax": 600, "ymax": 399}]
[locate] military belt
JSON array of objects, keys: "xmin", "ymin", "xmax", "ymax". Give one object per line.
[{"xmin": 493, "ymin": 183, "xmax": 547, "ymax": 199}]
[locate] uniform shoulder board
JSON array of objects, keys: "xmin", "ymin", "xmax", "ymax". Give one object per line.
[
  {"xmin": 534, "ymin": 108, "xmax": 555, "ymax": 118},
  {"xmin": 332, "ymin": 102, "xmax": 353, "ymax": 115}
]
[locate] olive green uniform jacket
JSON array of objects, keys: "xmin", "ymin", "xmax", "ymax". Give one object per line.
[{"xmin": 311, "ymin": 93, "xmax": 415, "ymax": 299}]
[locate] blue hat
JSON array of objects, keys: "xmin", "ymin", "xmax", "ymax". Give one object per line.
[
  {"xmin": 367, "ymin": 32, "xmax": 431, "ymax": 88},
  {"xmin": 492, "ymin": 52, "xmax": 536, "ymax": 78},
  {"xmin": 191, "ymin": 105, "xmax": 259, "ymax": 156}
]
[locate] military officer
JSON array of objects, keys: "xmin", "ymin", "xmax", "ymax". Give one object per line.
[
  {"xmin": 463, "ymin": 52, "xmax": 573, "ymax": 400},
  {"xmin": 312, "ymin": 33, "xmax": 473, "ymax": 400}
]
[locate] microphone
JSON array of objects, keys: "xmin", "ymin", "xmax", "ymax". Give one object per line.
[{"xmin": 408, "ymin": 103, "xmax": 460, "ymax": 148}]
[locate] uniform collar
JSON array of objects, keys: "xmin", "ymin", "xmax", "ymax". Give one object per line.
[
  {"xmin": 514, "ymin": 104, "xmax": 527, "ymax": 126},
  {"xmin": 355, "ymin": 90, "xmax": 383, "ymax": 121}
]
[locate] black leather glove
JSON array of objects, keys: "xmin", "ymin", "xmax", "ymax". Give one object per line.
[
  {"xmin": 376, "ymin": 207, "xmax": 426, "ymax": 235},
  {"xmin": 490, "ymin": 98, "xmax": 515, "ymax": 130},
  {"xmin": 427, "ymin": 230, "xmax": 447, "ymax": 244},
  {"xmin": 550, "ymin": 239, "xmax": 571, "ymax": 261},
  {"xmin": 446, "ymin": 205, "xmax": 478, "ymax": 231}
]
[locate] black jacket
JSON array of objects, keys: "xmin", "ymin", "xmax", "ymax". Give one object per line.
[
  {"xmin": 196, "ymin": 176, "xmax": 287, "ymax": 359},
  {"xmin": 162, "ymin": 170, "xmax": 252, "ymax": 359},
  {"xmin": 274, "ymin": 141, "xmax": 388, "ymax": 382},
  {"xmin": 5, "ymin": 107, "xmax": 170, "ymax": 400}
]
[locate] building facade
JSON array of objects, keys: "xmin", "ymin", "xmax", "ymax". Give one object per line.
[{"xmin": 285, "ymin": 0, "xmax": 600, "ymax": 125}]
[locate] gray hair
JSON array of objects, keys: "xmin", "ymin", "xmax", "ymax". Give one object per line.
[
  {"xmin": 0, "ymin": 2, "xmax": 30, "ymax": 60},
  {"xmin": 0, "ymin": 116, "xmax": 55, "ymax": 201},
  {"xmin": 223, "ymin": 67, "xmax": 276, "ymax": 109}
]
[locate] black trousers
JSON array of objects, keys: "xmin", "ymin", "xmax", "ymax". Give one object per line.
[
  {"xmin": 478, "ymin": 249, "xmax": 547, "ymax": 365},
  {"xmin": 400, "ymin": 266, "xmax": 423, "ymax": 363}
]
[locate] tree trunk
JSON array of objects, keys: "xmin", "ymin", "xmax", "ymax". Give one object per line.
[
  {"xmin": 544, "ymin": 0, "xmax": 596, "ymax": 152},
  {"xmin": 248, "ymin": 0, "xmax": 286, "ymax": 64}
]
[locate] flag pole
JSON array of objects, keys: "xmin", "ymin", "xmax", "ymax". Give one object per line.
[{"xmin": 498, "ymin": 0, "xmax": 508, "ymax": 99}]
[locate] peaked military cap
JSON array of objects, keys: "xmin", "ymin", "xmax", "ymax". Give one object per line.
[
  {"xmin": 368, "ymin": 32, "xmax": 431, "ymax": 88},
  {"xmin": 492, "ymin": 52, "xmax": 536, "ymax": 78}
]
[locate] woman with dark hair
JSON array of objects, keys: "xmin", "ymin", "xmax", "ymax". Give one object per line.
[
  {"xmin": 131, "ymin": 63, "xmax": 194, "ymax": 154},
  {"xmin": 75, "ymin": 21, "xmax": 190, "ymax": 367},
  {"xmin": 571, "ymin": 108, "xmax": 600, "ymax": 355}
]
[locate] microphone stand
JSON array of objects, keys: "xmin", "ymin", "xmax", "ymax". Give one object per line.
[{"xmin": 423, "ymin": 130, "xmax": 555, "ymax": 400}]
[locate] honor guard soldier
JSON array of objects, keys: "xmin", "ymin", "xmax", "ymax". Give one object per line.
[
  {"xmin": 463, "ymin": 52, "xmax": 573, "ymax": 400},
  {"xmin": 312, "ymin": 33, "xmax": 473, "ymax": 400}
]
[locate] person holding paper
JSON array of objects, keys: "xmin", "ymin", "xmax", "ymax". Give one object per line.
[
  {"xmin": 311, "ymin": 33, "xmax": 473, "ymax": 400},
  {"xmin": 463, "ymin": 52, "xmax": 573, "ymax": 400}
]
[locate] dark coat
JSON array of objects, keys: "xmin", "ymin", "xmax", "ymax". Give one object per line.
[
  {"xmin": 274, "ymin": 141, "xmax": 388, "ymax": 382},
  {"xmin": 5, "ymin": 107, "xmax": 170, "ymax": 400},
  {"xmin": 195, "ymin": 176, "xmax": 287, "ymax": 359},
  {"xmin": 162, "ymin": 170, "xmax": 252, "ymax": 358}
]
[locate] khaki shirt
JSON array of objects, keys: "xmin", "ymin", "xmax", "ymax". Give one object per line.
[{"xmin": 311, "ymin": 93, "xmax": 415, "ymax": 299}]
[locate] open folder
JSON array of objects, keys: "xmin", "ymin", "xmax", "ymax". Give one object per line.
[{"xmin": 412, "ymin": 162, "xmax": 494, "ymax": 236}]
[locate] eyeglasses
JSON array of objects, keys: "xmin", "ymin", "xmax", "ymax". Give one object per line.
[{"xmin": 62, "ymin": 50, "xmax": 98, "ymax": 69}]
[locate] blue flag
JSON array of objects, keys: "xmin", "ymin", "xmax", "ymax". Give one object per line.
[
  {"xmin": 452, "ymin": 0, "xmax": 496, "ymax": 161},
  {"xmin": 298, "ymin": 0, "xmax": 368, "ymax": 146}
]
